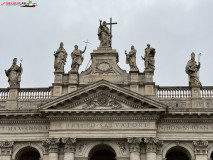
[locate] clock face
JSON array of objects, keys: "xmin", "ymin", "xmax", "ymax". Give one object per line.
[{"xmin": 97, "ymin": 62, "xmax": 110, "ymax": 71}]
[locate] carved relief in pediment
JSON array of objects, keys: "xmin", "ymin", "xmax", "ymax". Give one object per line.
[{"xmin": 91, "ymin": 62, "xmax": 115, "ymax": 75}]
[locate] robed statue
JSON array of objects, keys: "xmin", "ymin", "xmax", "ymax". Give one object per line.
[
  {"xmin": 142, "ymin": 44, "xmax": 155, "ymax": 72},
  {"xmin": 5, "ymin": 58, "xmax": 23, "ymax": 88},
  {"xmin": 125, "ymin": 46, "xmax": 138, "ymax": 71},
  {"xmin": 98, "ymin": 20, "xmax": 111, "ymax": 47},
  {"xmin": 54, "ymin": 42, "xmax": 67, "ymax": 72},
  {"xmin": 70, "ymin": 45, "xmax": 86, "ymax": 72},
  {"xmin": 185, "ymin": 52, "xmax": 201, "ymax": 86}
]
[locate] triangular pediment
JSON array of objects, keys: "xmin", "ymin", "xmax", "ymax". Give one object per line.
[{"xmin": 40, "ymin": 80, "xmax": 167, "ymax": 112}]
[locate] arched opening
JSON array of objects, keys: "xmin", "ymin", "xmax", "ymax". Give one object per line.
[
  {"xmin": 89, "ymin": 144, "xmax": 116, "ymax": 160},
  {"xmin": 210, "ymin": 151, "xmax": 213, "ymax": 160},
  {"xmin": 166, "ymin": 146, "xmax": 190, "ymax": 160},
  {"xmin": 15, "ymin": 146, "xmax": 41, "ymax": 160}
]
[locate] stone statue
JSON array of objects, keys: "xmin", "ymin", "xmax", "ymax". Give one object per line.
[
  {"xmin": 185, "ymin": 52, "xmax": 201, "ymax": 86},
  {"xmin": 142, "ymin": 44, "xmax": 155, "ymax": 72},
  {"xmin": 54, "ymin": 42, "xmax": 67, "ymax": 72},
  {"xmin": 70, "ymin": 45, "xmax": 86, "ymax": 72},
  {"xmin": 98, "ymin": 20, "xmax": 111, "ymax": 47},
  {"xmin": 125, "ymin": 46, "xmax": 138, "ymax": 71},
  {"xmin": 5, "ymin": 58, "xmax": 23, "ymax": 88}
]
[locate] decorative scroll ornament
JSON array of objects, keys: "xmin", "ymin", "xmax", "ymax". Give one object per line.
[
  {"xmin": 193, "ymin": 140, "xmax": 208, "ymax": 154},
  {"xmin": 127, "ymin": 137, "xmax": 142, "ymax": 153},
  {"xmin": 0, "ymin": 140, "xmax": 14, "ymax": 155},
  {"xmin": 144, "ymin": 137, "xmax": 159, "ymax": 153},
  {"xmin": 83, "ymin": 96, "xmax": 122, "ymax": 109},
  {"xmin": 92, "ymin": 62, "xmax": 115, "ymax": 74},
  {"xmin": 42, "ymin": 138, "xmax": 60, "ymax": 153},
  {"xmin": 62, "ymin": 138, "xmax": 76, "ymax": 153}
]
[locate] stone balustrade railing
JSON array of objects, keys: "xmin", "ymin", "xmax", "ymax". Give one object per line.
[
  {"xmin": 0, "ymin": 88, "xmax": 9, "ymax": 100},
  {"xmin": 18, "ymin": 88, "xmax": 51, "ymax": 99},
  {"xmin": 157, "ymin": 86, "xmax": 191, "ymax": 98},
  {"xmin": 201, "ymin": 87, "xmax": 213, "ymax": 98}
]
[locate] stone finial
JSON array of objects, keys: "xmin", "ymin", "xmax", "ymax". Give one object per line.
[
  {"xmin": 127, "ymin": 137, "xmax": 142, "ymax": 153},
  {"xmin": 142, "ymin": 44, "xmax": 155, "ymax": 73},
  {"xmin": 125, "ymin": 46, "xmax": 139, "ymax": 72},
  {"xmin": 144, "ymin": 137, "xmax": 159, "ymax": 153},
  {"xmin": 54, "ymin": 42, "xmax": 67, "ymax": 72},
  {"xmin": 5, "ymin": 58, "xmax": 23, "ymax": 88},
  {"xmin": 61, "ymin": 137, "xmax": 76, "ymax": 153},
  {"xmin": 185, "ymin": 52, "xmax": 201, "ymax": 87},
  {"xmin": 0, "ymin": 140, "xmax": 14, "ymax": 155},
  {"xmin": 42, "ymin": 138, "xmax": 60, "ymax": 153},
  {"xmin": 193, "ymin": 140, "xmax": 208, "ymax": 154}
]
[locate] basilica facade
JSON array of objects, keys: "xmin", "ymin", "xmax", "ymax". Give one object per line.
[{"xmin": 0, "ymin": 21, "xmax": 213, "ymax": 160}]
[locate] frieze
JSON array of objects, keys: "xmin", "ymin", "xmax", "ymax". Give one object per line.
[
  {"xmin": 158, "ymin": 124, "xmax": 213, "ymax": 132},
  {"xmin": 0, "ymin": 124, "xmax": 49, "ymax": 133},
  {"xmin": 51, "ymin": 121, "xmax": 155, "ymax": 130}
]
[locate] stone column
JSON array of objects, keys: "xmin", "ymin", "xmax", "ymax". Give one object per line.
[
  {"xmin": 127, "ymin": 137, "xmax": 141, "ymax": 160},
  {"xmin": 0, "ymin": 141, "xmax": 14, "ymax": 160},
  {"xmin": 193, "ymin": 140, "xmax": 208, "ymax": 160},
  {"xmin": 140, "ymin": 144, "xmax": 146, "ymax": 160},
  {"xmin": 42, "ymin": 138, "xmax": 60, "ymax": 160},
  {"xmin": 62, "ymin": 138, "xmax": 76, "ymax": 160},
  {"xmin": 144, "ymin": 137, "xmax": 159, "ymax": 160}
]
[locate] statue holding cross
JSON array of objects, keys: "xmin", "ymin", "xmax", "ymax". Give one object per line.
[{"xmin": 98, "ymin": 18, "xmax": 117, "ymax": 48}]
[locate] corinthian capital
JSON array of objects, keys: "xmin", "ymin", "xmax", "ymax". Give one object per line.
[
  {"xmin": 0, "ymin": 140, "xmax": 14, "ymax": 155},
  {"xmin": 127, "ymin": 137, "xmax": 142, "ymax": 153},
  {"xmin": 193, "ymin": 140, "xmax": 208, "ymax": 154},
  {"xmin": 144, "ymin": 137, "xmax": 159, "ymax": 153},
  {"xmin": 62, "ymin": 137, "xmax": 76, "ymax": 153},
  {"xmin": 42, "ymin": 138, "xmax": 60, "ymax": 153}
]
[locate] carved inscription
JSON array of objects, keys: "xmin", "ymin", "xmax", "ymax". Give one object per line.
[
  {"xmin": 0, "ymin": 125, "xmax": 49, "ymax": 133},
  {"xmin": 158, "ymin": 124, "xmax": 213, "ymax": 132},
  {"xmin": 51, "ymin": 122, "xmax": 155, "ymax": 130}
]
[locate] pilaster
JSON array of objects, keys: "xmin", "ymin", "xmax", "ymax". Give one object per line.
[
  {"xmin": 61, "ymin": 138, "xmax": 76, "ymax": 160},
  {"xmin": 144, "ymin": 137, "xmax": 159, "ymax": 160},
  {"xmin": 193, "ymin": 140, "xmax": 208, "ymax": 160},
  {"xmin": 0, "ymin": 141, "xmax": 14, "ymax": 160},
  {"xmin": 127, "ymin": 137, "xmax": 141, "ymax": 160},
  {"xmin": 42, "ymin": 138, "xmax": 60, "ymax": 160}
]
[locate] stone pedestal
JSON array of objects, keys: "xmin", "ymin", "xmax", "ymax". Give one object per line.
[
  {"xmin": 193, "ymin": 140, "xmax": 208, "ymax": 160},
  {"xmin": 144, "ymin": 71, "xmax": 154, "ymax": 83},
  {"xmin": 5, "ymin": 88, "xmax": 19, "ymax": 110},
  {"xmin": 128, "ymin": 137, "xmax": 141, "ymax": 160},
  {"xmin": 191, "ymin": 86, "xmax": 201, "ymax": 98},
  {"xmin": 0, "ymin": 141, "xmax": 14, "ymax": 160},
  {"xmin": 144, "ymin": 83, "xmax": 155, "ymax": 96},
  {"xmin": 53, "ymin": 72, "xmax": 64, "ymax": 98},
  {"xmin": 62, "ymin": 138, "xmax": 76, "ymax": 160},
  {"xmin": 68, "ymin": 72, "xmax": 78, "ymax": 93}
]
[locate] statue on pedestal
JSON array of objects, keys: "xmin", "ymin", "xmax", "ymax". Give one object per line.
[
  {"xmin": 98, "ymin": 20, "xmax": 111, "ymax": 47},
  {"xmin": 125, "ymin": 46, "xmax": 138, "ymax": 71},
  {"xmin": 54, "ymin": 42, "xmax": 67, "ymax": 72},
  {"xmin": 70, "ymin": 45, "xmax": 86, "ymax": 72},
  {"xmin": 5, "ymin": 58, "xmax": 23, "ymax": 88},
  {"xmin": 142, "ymin": 44, "xmax": 155, "ymax": 72},
  {"xmin": 185, "ymin": 52, "xmax": 201, "ymax": 86}
]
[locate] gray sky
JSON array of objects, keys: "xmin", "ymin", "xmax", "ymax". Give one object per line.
[{"xmin": 0, "ymin": 0, "xmax": 213, "ymax": 88}]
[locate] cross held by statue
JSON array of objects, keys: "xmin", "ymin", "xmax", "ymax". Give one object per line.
[{"xmin": 106, "ymin": 17, "xmax": 117, "ymax": 47}]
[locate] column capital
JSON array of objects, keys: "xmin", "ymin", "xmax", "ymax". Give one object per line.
[
  {"xmin": 144, "ymin": 137, "xmax": 160, "ymax": 153},
  {"xmin": 193, "ymin": 140, "xmax": 208, "ymax": 154},
  {"xmin": 127, "ymin": 137, "xmax": 142, "ymax": 153},
  {"xmin": 62, "ymin": 137, "xmax": 76, "ymax": 153},
  {"xmin": 0, "ymin": 140, "xmax": 14, "ymax": 156},
  {"xmin": 42, "ymin": 138, "xmax": 60, "ymax": 153}
]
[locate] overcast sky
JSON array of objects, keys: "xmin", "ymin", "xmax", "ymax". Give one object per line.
[{"xmin": 0, "ymin": 0, "xmax": 213, "ymax": 88}]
